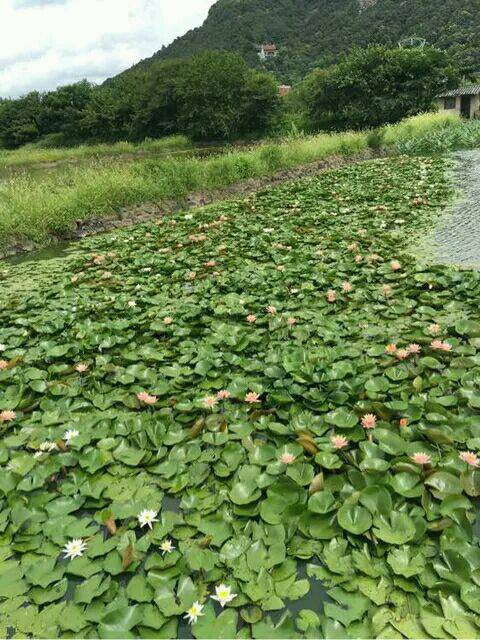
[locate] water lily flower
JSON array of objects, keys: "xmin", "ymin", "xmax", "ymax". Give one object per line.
[
  {"xmin": 187, "ymin": 271, "xmax": 197, "ymax": 280},
  {"xmin": 163, "ymin": 316, "xmax": 173, "ymax": 325},
  {"xmin": 266, "ymin": 305, "xmax": 277, "ymax": 315},
  {"xmin": 354, "ymin": 254, "xmax": 362, "ymax": 263},
  {"xmin": 391, "ymin": 260, "xmax": 402, "ymax": 271},
  {"xmin": 411, "ymin": 452, "xmax": 432, "ymax": 465},
  {"xmin": 217, "ymin": 390, "xmax": 230, "ymax": 400},
  {"xmin": 276, "ymin": 265, "xmax": 285, "ymax": 271},
  {"xmin": 381, "ymin": 284, "xmax": 392, "ymax": 297},
  {"xmin": 399, "ymin": 418, "xmax": 409, "ymax": 428},
  {"xmin": 63, "ymin": 538, "xmax": 87, "ymax": 560},
  {"xmin": 395, "ymin": 348, "xmax": 409, "ymax": 360},
  {"xmin": 184, "ymin": 601, "xmax": 204, "ymax": 625},
  {"xmin": 431, "ymin": 339, "xmax": 452, "ymax": 352},
  {"xmin": 0, "ymin": 344, "xmax": 5, "ymax": 352},
  {"xmin": 280, "ymin": 453, "xmax": 296, "ymax": 464},
  {"xmin": 75, "ymin": 363, "xmax": 88, "ymax": 373},
  {"xmin": 211, "ymin": 584, "xmax": 237, "ymax": 607},
  {"xmin": 39, "ymin": 441, "xmax": 58, "ymax": 452},
  {"xmin": 246, "ymin": 315, "xmax": 257, "ymax": 324},
  {"xmin": 327, "ymin": 290, "xmax": 336, "ymax": 303},
  {"xmin": 368, "ymin": 253, "xmax": 381, "ymax": 262},
  {"xmin": 64, "ymin": 429, "xmax": 79, "ymax": 443},
  {"xmin": 342, "ymin": 282, "xmax": 353, "ymax": 293},
  {"xmin": 459, "ymin": 451, "xmax": 479, "ymax": 467},
  {"xmin": 137, "ymin": 509, "xmax": 158, "ymax": 529},
  {"xmin": 427, "ymin": 323, "xmax": 441, "ymax": 335},
  {"xmin": 0, "ymin": 410, "xmax": 16, "ymax": 422},
  {"xmin": 137, "ymin": 392, "xmax": 157, "ymax": 405},
  {"xmin": 331, "ymin": 434, "xmax": 349, "ymax": 449},
  {"xmin": 361, "ymin": 414, "xmax": 377, "ymax": 430},
  {"xmin": 0, "ymin": 360, "xmax": 8, "ymax": 370},
  {"xmin": 385, "ymin": 343, "xmax": 397, "ymax": 354},
  {"xmin": 315, "ymin": 249, "xmax": 324, "ymax": 256},
  {"xmin": 160, "ymin": 539, "xmax": 175, "ymax": 554},
  {"xmin": 245, "ymin": 392, "xmax": 261, "ymax": 404},
  {"xmin": 205, "ymin": 260, "xmax": 216, "ymax": 267},
  {"xmin": 127, "ymin": 300, "xmax": 136, "ymax": 307},
  {"xmin": 203, "ymin": 395, "xmax": 218, "ymax": 409},
  {"xmin": 347, "ymin": 242, "xmax": 358, "ymax": 252},
  {"xmin": 287, "ymin": 317, "xmax": 297, "ymax": 326},
  {"xmin": 408, "ymin": 344, "xmax": 421, "ymax": 354}
]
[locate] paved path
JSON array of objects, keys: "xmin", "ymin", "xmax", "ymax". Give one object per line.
[{"xmin": 435, "ymin": 150, "xmax": 480, "ymax": 268}]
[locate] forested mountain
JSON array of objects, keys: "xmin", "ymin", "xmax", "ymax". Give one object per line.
[{"xmin": 125, "ymin": 0, "xmax": 480, "ymax": 82}]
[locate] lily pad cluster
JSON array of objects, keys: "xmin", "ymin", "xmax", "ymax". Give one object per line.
[{"xmin": 1, "ymin": 156, "xmax": 480, "ymax": 638}]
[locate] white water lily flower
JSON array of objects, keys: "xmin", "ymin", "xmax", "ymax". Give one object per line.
[
  {"xmin": 184, "ymin": 601, "xmax": 204, "ymax": 624},
  {"xmin": 39, "ymin": 441, "xmax": 58, "ymax": 452},
  {"xmin": 63, "ymin": 429, "xmax": 79, "ymax": 443},
  {"xmin": 0, "ymin": 344, "xmax": 5, "ymax": 352},
  {"xmin": 160, "ymin": 539, "xmax": 175, "ymax": 554},
  {"xmin": 63, "ymin": 538, "xmax": 87, "ymax": 560},
  {"xmin": 128, "ymin": 300, "xmax": 136, "ymax": 307},
  {"xmin": 211, "ymin": 584, "xmax": 237, "ymax": 607},
  {"xmin": 137, "ymin": 509, "xmax": 158, "ymax": 529}
]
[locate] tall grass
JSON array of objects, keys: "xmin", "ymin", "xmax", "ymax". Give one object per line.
[
  {"xmin": 393, "ymin": 117, "xmax": 480, "ymax": 155},
  {"xmin": 382, "ymin": 111, "xmax": 460, "ymax": 146},
  {"xmin": 0, "ymin": 131, "xmax": 367, "ymax": 248},
  {"xmin": 0, "ymin": 135, "xmax": 191, "ymax": 168}
]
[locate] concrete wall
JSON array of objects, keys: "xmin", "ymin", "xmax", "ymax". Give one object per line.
[{"xmin": 437, "ymin": 94, "xmax": 480, "ymax": 119}]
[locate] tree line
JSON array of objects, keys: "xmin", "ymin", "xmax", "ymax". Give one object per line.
[{"xmin": 0, "ymin": 46, "xmax": 460, "ymax": 149}]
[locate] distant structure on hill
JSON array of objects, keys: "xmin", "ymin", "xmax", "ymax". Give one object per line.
[
  {"xmin": 278, "ymin": 84, "xmax": 292, "ymax": 97},
  {"xmin": 257, "ymin": 44, "xmax": 278, "ymax": 61}
]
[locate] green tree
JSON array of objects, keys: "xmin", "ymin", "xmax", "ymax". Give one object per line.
[
  {"xmin": 0, "ymin": 92, "xmax": 42, "ymax": 148},
  {"xmin": 174, "ymin": 50, "xmax": 278, "ymax": 140},
  {"xmin": 304, "ymin": 45, "xmax": 460, "ymax": 131},
  {"xmin": 39, "ymin": 80, "xmax": 94, "ymax": 142}
]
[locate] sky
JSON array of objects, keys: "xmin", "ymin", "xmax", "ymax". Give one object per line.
[{"xmin": 0, "ymin": 0, "xmax": 217, "ymax": 98}]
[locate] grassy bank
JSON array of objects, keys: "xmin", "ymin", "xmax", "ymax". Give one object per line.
[
  {"xmin": 0, "ymin": 112, "xmax": 462, "ymax": 251},
  {"xmin": 0, "ymin": 134, "xmax": 191, "ymax": 168}
]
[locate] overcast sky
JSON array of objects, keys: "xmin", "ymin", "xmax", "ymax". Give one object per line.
[{"xmin": 0, "ymin": 0, "xmax": 217, "ymax": 98}]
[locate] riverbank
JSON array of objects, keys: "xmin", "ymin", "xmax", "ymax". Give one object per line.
[{"xmin": 0, "ymin": 112, "xmax": 459, "ymax": 257}]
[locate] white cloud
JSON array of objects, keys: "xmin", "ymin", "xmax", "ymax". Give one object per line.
[{"xmin": 0, "ymin": 0, "xmax": 216, "ymax": 97}]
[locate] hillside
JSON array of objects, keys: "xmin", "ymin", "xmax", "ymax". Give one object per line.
[{"xmin": 127, "ymin": 0, "xmax": 480, "ymax": 83}]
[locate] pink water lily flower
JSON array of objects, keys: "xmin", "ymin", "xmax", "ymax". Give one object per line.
[
  {"xmin": 427, "ymin": 323, "xmax": 441, "ymax": 335},
  {"xmin": 287, "ymin": 317, "xmax": 297, "ymax": 326},
  {"xmin": 381, "ymin": 284, "xmax": 392, "ymax": 296},
  {"xmin": 331, "ymin": 434, "xmax": 349, "ymax": 449},
  {"xmin": 245, "ymin": 392, "xmax": 261, "ymax": 404},
  {"xmin": 459, "ymin": 451, "xmax": 479, "ymax": 467},
  {"xmin": 354, "ymin": 254, "xmax": 362, "ymax": 263},
  {"xmin": 203, "ymin": 396, "xmax": 218, "ymax": 409},
  {"xmin": 431, "ymin": 339, "xmax": 452, "ymax": 352},
  {"xmin": 385, "ymin": 343, "xmax": 397, "ymax": 354},
  {"xmin": 266, "ymin": 305, "xmax": 277, "ymax": 315},
  {"xmin": 395, "ymin": 348, "xmax": 409, "ymax": 360},
  {"xmin": 217, "ymin": 390, "xmax": 230, "ymax": 400},
  {"xmin": 246, "ymin": 315, "xmax": 257, "ymax": 324},
  {"xmin": 163, "ymin": 316, "xmax": 173, "ymax": 325},
  {"xmin": 280, "ymin": 453, "xmax": 296, "ymax": 464},
  {"xmin": 187, "ymin": 271, "xmax": 197, "ymax": 280},
  {"xmin": 391, "ymin": 260, "xmax": 402, "ymax": 271},
  {"xmin": 327, "ymin": 290, "xmax": 337, "ymax": 303},
  {"xmin": 205, "ymin": 260, "xmax": 216, "ymax": 267},
  {"xmin": 137, "ymin": 392, "xmax": 157, "ymax": 405},
  {"xmin": 399, "ymin": 418, "xmax": 409, "ymax": 428},
  {"xmin": 75, "ymin": 363, "xmax": 88, "ymax": 373},
  {"xmin": 342, "ymin": 282, "xmax": 353, "ymax": 293},
  {"xmin": 347, "ymin": 242, "xmax": 358, "ymax": 252},
  {"xmin": 411, "ymin": 452, "xmax": 431, "ymax": 465},
  {"xmin": 361, "ymin": 414, "xmax": 377, "ymax": 430},
  {"xmin": 0, "ymin": 360, "xmax": 8, "ymax": 370},
  {"xmin": 408, "ymin": 343, "xmax": 421, "ymax": 354},
  {"xmin": 0, "ymin": 410, "xmax": 16, "ymax": 422}
]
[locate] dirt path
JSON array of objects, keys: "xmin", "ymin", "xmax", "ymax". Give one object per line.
[{"xmin": 435, "ymin": 150, "xmax": 480, "ymax": 268}]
